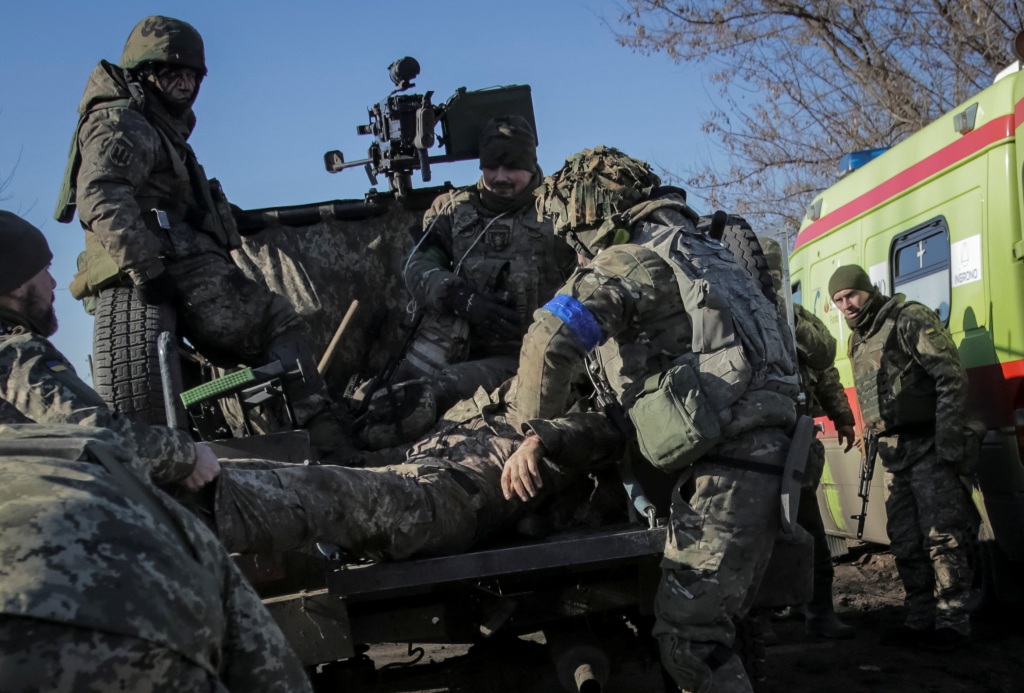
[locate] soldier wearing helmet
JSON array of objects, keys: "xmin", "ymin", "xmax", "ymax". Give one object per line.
[
  {"xmin": 503, "ymin": 146, "xmax": 800, "ymax": 692},
  {"xmin": 54, "ymin": 17, "xmax": 352, "ymax": 461},
  {"xmin": 364, "ymin": 116, "xmax": 576, "ymax": 448}
]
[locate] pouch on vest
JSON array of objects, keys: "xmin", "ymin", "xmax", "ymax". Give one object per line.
[
  {"xmin": 69, "ymin": 236, "xmax": 127, "ymax": 305},
  {"xmin": 403, "ymin": 310, "xmax": 471, "ymax": 378},
  {"xmin": 629, "ymin": 363, "xmax": 722, "ymax": 472}
]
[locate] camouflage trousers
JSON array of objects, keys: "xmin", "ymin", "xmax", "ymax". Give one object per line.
[
  {"xmin": 167, "ymin": 253, "xmax": 334, "ymax": 432},
  {"xmin": 0, "ymin": 615, "xmax": 224, "ymax": 693},
  {"xmin": 399, "ymin": 354, "xmax": 518, "ymax": 415},
  {"xmin": 166, "ymin": 252, "xmax": 304, "ymax": 366},
  {"xmin": 883, "ymin": 447, "xmax": 977, "ymax": 633},
  {"xmin": 653, "ymin": 459, "xmax": 781, "ymax": 693},
  {"xmin": 215, "ymin": 461, "xmax": 492, "ymax": 561},
  {"xmin": 799, "ymin": 438, "xmax": 834, "ymax": 589}
]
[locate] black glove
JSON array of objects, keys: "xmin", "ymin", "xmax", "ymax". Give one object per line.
[
  {"xmin": 444, "ymin": 284, "xmax": 520, "ymax": 339},
  {"xmin": 135, "ymin": 271, "xmax": 178, "ymax": 306}
]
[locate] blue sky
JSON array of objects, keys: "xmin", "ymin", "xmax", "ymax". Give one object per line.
[{"xmin": 1, "ymin": 1, "xmax": 716, "ymax": 380}]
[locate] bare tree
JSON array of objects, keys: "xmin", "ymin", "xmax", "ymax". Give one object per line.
[{"xmin": 617, "ymin": 1, "xmax": 1023, "ymax": 236}]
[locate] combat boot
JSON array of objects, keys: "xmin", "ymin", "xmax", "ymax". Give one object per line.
[{"xmin": 805, "ymin": 577, "xmax": 855, "ymax": 639}]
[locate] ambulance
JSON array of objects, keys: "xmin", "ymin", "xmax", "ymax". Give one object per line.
[{"xmin": 790, "ymin": 50, "xmax": 1024, "ymax": 602}]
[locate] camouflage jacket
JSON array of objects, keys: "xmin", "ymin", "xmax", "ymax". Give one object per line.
[
  {"xmin": 849, "ymin": 293, "xmax": 967, "ymax": 468},
  {"xmin": 794, "ymin": 303, "xmax": 854, "ymax": 426},
  {"xmin": 0, "ymin": 424, "xmax": 310, "ymax": 692},
  {"xmin": 405, "ymin": 185, "xmax": 576, "ymax": 356},
  {"xmin": 70, "ymin": 61, "xmax": 238, "ymax": 286},
  {"xmin": 0, "ymin": 311, "xmax": 196, "ymax": 484},
  {"xmin": 408, "ymin": 378, "xmax": 626, "ymax": 537},
  {"xmin": 514, "ymin": 208, "xmax": 798, "ymax": 462}
]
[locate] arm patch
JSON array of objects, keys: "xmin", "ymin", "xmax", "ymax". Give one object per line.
[{"xmin": 541, "ymin": 294, "xmax": 603, "ymax": 351}]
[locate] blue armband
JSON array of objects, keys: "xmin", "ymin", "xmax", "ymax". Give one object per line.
[{"xmin": 541, "ymin": 294, "xmax": 603, "ymax": 351}]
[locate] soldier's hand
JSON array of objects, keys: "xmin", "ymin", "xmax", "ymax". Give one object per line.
[
  {"xmin": 837, "ymin": 425, "xmax": 856, "ymax": 453},
  {"xmin": 135, "ymin": 271, "xmax": 178, "ymax": 305},
  {"xmin": 444, "ymin": 284, "xmax": 520, "ymax": 339},
  {"xmin": 184, "ymin": 442, "xmax": 221, "ymax": 491},
  {"xmin": 502, "ymin": 434, "xmax": 546, "ymax": 502}
]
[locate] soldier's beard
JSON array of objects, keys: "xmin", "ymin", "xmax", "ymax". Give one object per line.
[{"xmin": 25, "ymin": 284, "xmax": 58, "ymax": 337}]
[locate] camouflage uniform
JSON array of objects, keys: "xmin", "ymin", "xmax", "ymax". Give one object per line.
[
  {"xmin": 794, "ymin": 303, "xmax": 856, "ymax": 628},
  {"xmin": 848, "ymin": 292, "xmax": 976, "ymax": 635},
  {"xmin": 0, "ymin": 309, "xmax": 196, "ymax": 484},
  {"xmin": 402, "ymin": 185, "xmax": 576, "ymax": 410},
  {"xmin": 0, "ymin": 423, "xmax": 310, "ymax": 693},
  {"xmin": 57, "ymin": 22, "xmax": 336, "ymax": 447},
  {"xmin": 516, "ymin": 148, "xmax": 799, "ymax": 693},
  {"xmin": 215, "ymin": 379, "xmax": 623, "ymax": 559}
]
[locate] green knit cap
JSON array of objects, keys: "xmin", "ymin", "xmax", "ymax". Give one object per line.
[
  {"xmin": 0, "ymin": 211, "xmax": 52, "ymax": 295},
  {"xmin": 828, "ymin": 265, "xmax": 873, "ymax": 299}
]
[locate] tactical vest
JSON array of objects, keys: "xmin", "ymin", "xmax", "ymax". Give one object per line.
[
  {"xmin": 447, "ymin": 191, "xmax": 570, "ymax": 332},
  {"xmin": 851, "ymin": 300, "xmax": 938, "ymax": 433},
  {"xmin": 633, "ymin": 217, "xmax": 798, "ymax": 431}
]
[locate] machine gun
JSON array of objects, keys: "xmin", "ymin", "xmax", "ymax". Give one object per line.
[
  {"xmin": 851, "ymin": 428, "xmax": 879, "ymax": 539},
  {"xmin": 323, "ymin": 57, "xmax": 536, "ymax": 199}
]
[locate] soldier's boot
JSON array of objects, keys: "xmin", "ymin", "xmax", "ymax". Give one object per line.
[
  {"xmin": 805, "ymin": 576, "xmax": 855, "ymax": 639},
  {"xmin": 658, "ymin": 636, "xmax": 754, "ymax": 693},
  {"xmin": 267, "ymin": 333, "xmax": 361, "ymax": 465},
  {"xmin": 355, "ymin": 379, "xmax": 438, "ymax": 450}
]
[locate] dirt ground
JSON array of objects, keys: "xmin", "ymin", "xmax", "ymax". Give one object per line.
[{"xmin": 344, "ymin": 545, "xmax": 1022, "ymax": 693}]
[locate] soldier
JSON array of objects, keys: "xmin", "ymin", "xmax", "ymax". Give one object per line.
[
  {"xmin": 366, "ymin": 116, "xmax": 576, "ymax": 447},
  {"xmin": 54, "ymin": 16, "xmax": 348, "ymax": 460},
  {"xmin": 505, "ymin": 147, "xmax": 800, "ymax": 693},
  {"xmin": 0, "ymin": 422, "xmax": 311, "ymax": 692},
  {"xmin": 829, "ymin": 265, "xmax": 976, "ymax": 650},
  {"xmin": 0, "ymin": 210, "xmax": 217, "ymax": 490},
  {"xmin": 212, "ymin": 378, "xmax": 624, "ymax": 560},
  {"xmin": 762, "ymin": 239, "xmax": 856, "ymax": 638}
]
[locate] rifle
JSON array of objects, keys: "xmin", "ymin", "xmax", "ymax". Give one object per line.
[
  {"xmin": 584, "ymin": 355, "xmax": 658, "ymax": 529},
  {"xmin": 352, "ymin": 308, "xmax": 426, "ymax": 421},
  {"xmin": 851, "ymin": 428, "xmax": 879, "ymax": 539}
]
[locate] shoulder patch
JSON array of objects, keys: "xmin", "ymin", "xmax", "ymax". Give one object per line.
[
  {"xmin": 103, "ymin": 134, "xmax": 135, "ymax": 168},
  {"xmin": 541, "ymin": 294, "xmax": 603, "ymax": 351},
  {"xmin": 45, "ymin": 360, "xmax": 68, "ymax": 373}
]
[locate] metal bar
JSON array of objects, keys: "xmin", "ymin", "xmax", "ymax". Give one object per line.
[{"xmin": 329, "ymin": 525, "xmax": 666, "ymax": 598}]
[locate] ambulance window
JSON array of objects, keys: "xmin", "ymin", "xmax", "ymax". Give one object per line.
[
  {"xmin": 792, "ymin": 281, "xmax": 802, "ymax": 306},
  {"xmin": 891, "ymin": 217, "xmax": 950, "ymax": 323}
]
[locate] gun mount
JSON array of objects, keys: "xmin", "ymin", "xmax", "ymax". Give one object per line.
[{"xmin": 324, "ymin": 57, "xmax": 536, "ymax": 199}]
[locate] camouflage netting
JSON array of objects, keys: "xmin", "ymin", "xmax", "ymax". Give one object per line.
[{"xmin": 231, "ymin": 198, "xmax": 422, "ymax": 391}]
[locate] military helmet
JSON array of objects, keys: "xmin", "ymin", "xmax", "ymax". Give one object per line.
[
  {"xmin": 536, "ymin": 146, "xmax": 660, "ymax": 255},
  {"xmin": 120, "ymin": 16, "xmax": 207, "ymax": 76}
]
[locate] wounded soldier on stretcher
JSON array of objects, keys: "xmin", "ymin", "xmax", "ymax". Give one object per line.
[{"xmin": 203, "ymin": 378, "xmax": 650, "ymax": 561}]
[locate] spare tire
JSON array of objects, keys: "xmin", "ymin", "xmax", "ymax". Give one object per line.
[
  {"xmin": 699, "ymin": 214, "xmax": 776, "ymax": 305},
  {"xmin": 92, "ymin": 287, "xmax": 171, "ymax": 426}
]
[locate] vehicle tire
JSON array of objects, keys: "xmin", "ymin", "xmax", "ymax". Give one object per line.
[
  {"xmin": 699, "ymin": 214, "xmax": 777, "ymax": 305},
  {"xmin": 92, "ymin": 286, "xmax": 171, "ymax": 426}
]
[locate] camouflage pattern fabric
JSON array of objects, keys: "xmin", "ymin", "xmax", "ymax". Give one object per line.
[
  {"xmin": 0, "ymin": 424, "xmax": 310, "ymax": 692},
  {"xmin": 513, "ymin": 207, "xmax": 797, "ymax": 692},
  {"xmin": 214, "ymin": 381, "xmax": 624, "ymax": 559},
  {"xmin": 882, "ymin": 444, "xmax": 977, "ymax": 634},
  {"xmin": 793, "ymin": 304, "xmax": 855, "ymax": 588},
  {"xmin": 402, "ymin": 184, "xmax": 576, "ymax": 404},
  {"xmin": 850, "ymin": 293, "xmax": 975, "ymax": 635},
  {"xmin": 0, "ymin": 314, "xmax": 196, "ymax": 484},
  {"xmin": 656, "ymin": 459, "xmax": 783, "ymax": 693}
]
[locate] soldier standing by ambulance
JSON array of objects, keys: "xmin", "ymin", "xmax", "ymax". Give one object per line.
[
  {"xmin": 505, "ymin": 147, "xmax": 800, "ymax": 692},
  {"xmin": 369, "ymin": 116, "xmax": 575, "ymax": 446},
  {"xmin": 829, "ymin": 264, "xmax": 976, "ymax": 650},
  {"xmin": 54, "ymin": 16, "xmax": 349, "ymax": 460}
]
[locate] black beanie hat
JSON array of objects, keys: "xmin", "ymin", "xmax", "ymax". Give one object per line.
[{"xmin": 0, "ymin": 211, "xmax": 52, "ymax": 295}]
